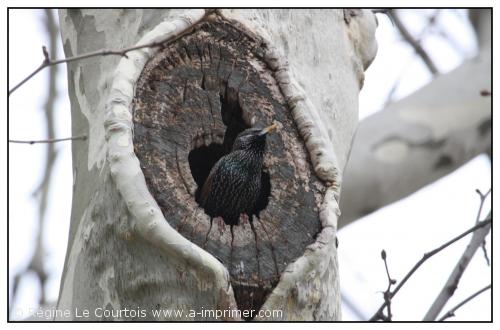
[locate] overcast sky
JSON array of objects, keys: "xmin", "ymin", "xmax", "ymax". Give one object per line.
[{"xmin": 8, "ymin": 9, "xmax": 491, "ymax": 321}]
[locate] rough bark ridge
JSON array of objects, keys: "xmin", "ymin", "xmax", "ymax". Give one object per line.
[{"xmin": 133, "ymin": 17, "xmax": 323, "ymax": 314}]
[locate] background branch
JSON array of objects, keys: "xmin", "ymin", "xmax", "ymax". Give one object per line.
[
  {"xmin": 423, "ymin": 211, "xmax": 491, "ymax": 320},
  {"xmin": 8, "ymin": 9, "xmax": 215, "ymax": 96},
  {"xmin": 438, "ymin": 284, "xmax": 491, "ymax": 321},
  {"xmin": 339, "ymin": 15, "xmax": 491, "ymax": 227},
  {"xmin": 389, "ymin": 9, "xmax": 439, "ymax": 75},
  {"xmin": 9, "ymin": 135, "xmax": 87, "ymax": 144},
  {"xmin": 370, "ymin": 216, "xmax": 491, "ymax": 321},
  {"xmin": 380, "ymin": 250, "xmax": 397, "ymax": 320},
  {"xmin": 475, "ymin": 188, "xmax": 491, "ymax": 266},
  {"xmin": 9, "ymin": 9, "xmax": 58, "ymax": 317},
  {"xmin": 383, "ymin": 10, "xmax": 441, "ymax": 106}
]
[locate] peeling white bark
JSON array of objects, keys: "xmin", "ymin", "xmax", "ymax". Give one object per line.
[
  {"xmin": 57, "ymin": 9, "xmax": 377, "ymax": 321},
  {"xmin": 339, "ymin": 10, "xmax": 491, "ymax": 227}
]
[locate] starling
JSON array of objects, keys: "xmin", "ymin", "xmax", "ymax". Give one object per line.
[{"xmin": 199, "ymin": 123, "xmax": 277, "ymax": 229}]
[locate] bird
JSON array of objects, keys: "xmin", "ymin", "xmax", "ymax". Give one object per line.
[{"xmin": 198, "ymin": 123, "xmax": 277, "ymax": 233}]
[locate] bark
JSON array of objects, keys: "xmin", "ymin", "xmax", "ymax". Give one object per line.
[
  {"xmin": 56, "ymin": 9, "xmax": 377, "ymax": 321},
  {"xmin": 339, "ymin": 9, "xmax": 491, "ymax": 227}
]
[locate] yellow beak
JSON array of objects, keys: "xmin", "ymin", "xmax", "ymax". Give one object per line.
[{"xmin": 260, "ymin": 123, "xmax": 277, "ymax": 135}]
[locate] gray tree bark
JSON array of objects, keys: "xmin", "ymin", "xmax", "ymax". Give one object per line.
[
  {"xmin": 339, "ymin": 9, "xmax": 491, "ymax": 227},
  {"xmin": 56, "ymin": 9, "xmax": 377, "ymax": 321}
]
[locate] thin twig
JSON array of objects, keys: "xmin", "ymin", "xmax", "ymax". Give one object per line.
[
  {"xmin": 438, "ymin": 284, "xmax": 491, "ymax": 321},
  {"xmin": 369, "ymin": 217, "xmax": 491, "ymax": 321},
  {"xmin": 415, "ymin": 10, "xmax": 441, "ymax": 44},
  {"xmin": 9, "ymin": 273, "xmax": 22, "ymax": 316},
  {"xmin": 380, "ymin": 250, "xmax": 397, "ymax": 320},
  {"xmin": 9, "ymin": 135, "xmax": 87, "ymax": 144},
  {"xmin": 389, "ymin": 9, "xmax": 440, "ymax": 75},
  {"xmin": 474, "ymin": 188, "xmax": 491, "ymax": 224},
  {"xmin": 475, "ymin": 189, "xmax": 491, "ymax": 266},
  {"xmin": 383, "ymin": 10, "xmax": 441, "ymax": 106},
  {"xmin": 8, "ymin": 9, "xmax": 216, "ymax": 96},
  {"xmin": 9, "ymin": 62, "xmax": 48, "ymax": 96}
]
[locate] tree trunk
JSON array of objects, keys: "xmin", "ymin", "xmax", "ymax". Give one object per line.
[{"xmin": 56, "ymin": 9, "xmax": 377, "ymax": 321}]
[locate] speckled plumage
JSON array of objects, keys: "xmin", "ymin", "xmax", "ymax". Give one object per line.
[{"xmin": 199, "ymin": 125, "xmax": 275, "ymax": 225}]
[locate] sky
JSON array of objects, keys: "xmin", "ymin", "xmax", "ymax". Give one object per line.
[{"xmin": 7, "ymin": 9, "xmax": 491, "ymax": 321}]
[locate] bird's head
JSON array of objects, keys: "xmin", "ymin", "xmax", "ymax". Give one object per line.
[{"xmin": 231, "ymin": 123, "xmax": 277, "ymax": 152}]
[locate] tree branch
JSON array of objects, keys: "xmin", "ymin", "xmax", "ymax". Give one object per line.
[
  {"xmin": 438, "ymin": 284, "xmax": 491, "ymax": 321},
  {"xmin": 380, "ymin": 250, "xmax": 397, "ymax": 320},
  {"xmin": 474, "ymin": 188, "xmax": 490, "ymax": 223},
  {"xmin": 389, "ymin": 9, "xmax": 439, "ymax": 75},
  {"xmin": 383, "ymin": 10, "xmax": 441, "ymax": 106},
  {"xmin": 8, "ymin": 9, "xmax": 216, "ymax": 96},
  {"xmin": 9, "ymin": 135, "xmax": 87, "ymax": 144},
  {"xmin": 339, "ymin": 31, "xmax": 491, "ymax": 227},
  {"xmin": 32, "ymin": 7, "xmax": 60, "ymax": 307},
  {"xmin": 370, "ymin": 216, "xmax": 491, "ymax": 321},
  {"xmin": 423, "ymin": 211, "xmax": 491, "ymax": 320},
  {"xmin": 10, "ymin": 9, "xmax": 59, "ymax": 317},
  {"xmin": 475, "ymin": 188, "xmax": 491, "ymax": 266}
]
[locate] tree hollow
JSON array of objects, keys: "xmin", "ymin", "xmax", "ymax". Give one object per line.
[{"xmin": 133, "ymin": 17, "xmax": 324, "ymax": 316}]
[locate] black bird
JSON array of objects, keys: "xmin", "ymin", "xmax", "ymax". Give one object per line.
[{"xmin": 199, "ymin": 123, "xmax": 277, "ymax": 231}]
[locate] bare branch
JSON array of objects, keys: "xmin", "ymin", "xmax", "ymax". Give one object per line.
[
  {"xmin": 32, "ymin": 7, "xmax": 59, "ymax": 307},
  {"xmin": 9, "ymin": 274, "xmax": 22, "ymax": 316},
  {"xmin": 370, "ymin": 216, "xmax": 491, "ymax": 321},
  {"xmin": 469, "ymin": 9, "xmax": 491, "ymax": 51},
  {"xmin": 380, "ymin": 250, "xmax": 397, "ymax": 320},
  {"xmin": 8, "ymin": 9, "xmax": 216, "ymax": 96},
  {"xmin": 9, "ymin": 135, "xmax": 87, "ymax": 144},
  {"xmin": 9, "ymin": 62, "xmax": 48, "ymax": 96},
  {"xmin": 10, "ymin": 9, "xmax": 59, "ymax": 317},
  {"xmin": 389, "ymin": 9, "xmax": 440, "ymax": 75},
  {"xmin": 340, "ymin": 43, "xmax": 491, "ymax": 227},
  {"xmin": 423, "ymin": 211, "xmax": 491, "ymax": 320},
  {"xmin": 383, "ymin": 11, "xmax": 441, "ymax": 106},
  {"xmin": 475, "ymin": 188, "xmax": 491, "ymax": 266},
  {"xmin": 438, "ymin": 284, "xmax": 491, "ymax": 321},
  {"xmin": 474, "ymin": 188, "xmax": 491, "ymax": 223}
]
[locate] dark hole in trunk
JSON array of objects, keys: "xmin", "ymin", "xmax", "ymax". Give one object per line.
[{"xmin": 188, "ymin": 93, "xmax": 271, "ymax": 223}]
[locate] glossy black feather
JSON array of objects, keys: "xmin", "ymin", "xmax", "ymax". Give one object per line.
[{"xmin": 199, "ymin": 127, "xmax": 270, "ymax": 225}]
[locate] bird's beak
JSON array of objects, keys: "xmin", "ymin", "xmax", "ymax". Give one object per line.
[{"xmin": 259, "ymin": 123, "xmax": 277, "ymax": 136}]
